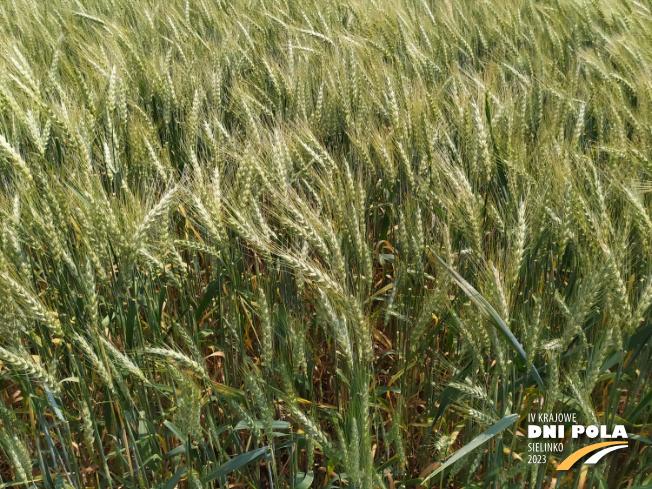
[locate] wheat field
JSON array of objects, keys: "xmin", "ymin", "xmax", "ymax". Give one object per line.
[{"xmin": 0, "ymin": 0, "xmax": 650, "ymax": 487}]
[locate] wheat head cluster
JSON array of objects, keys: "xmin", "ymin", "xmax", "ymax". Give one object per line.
[{"xmin": 0, "ymin": 0, "xmax": 650, "ymax": 488}]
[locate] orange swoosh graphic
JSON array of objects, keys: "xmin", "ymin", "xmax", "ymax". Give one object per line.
[{"xmin": 557, "ymin": 441, "xmax": 628, "ymax": 471}]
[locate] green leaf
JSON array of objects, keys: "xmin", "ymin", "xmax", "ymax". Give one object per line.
[
  {"xmin": 164, "ymin": 421, "xmax": 186, "ymax": 442},
  {"xmin": 44, "ymin": 386, "xmax": 65, "ymax": 421},
  {"xmin": 162, "ymin": 466, "xmax": 185, "ymax": 489},
  {"xmin": 295, "ymin": 472, "xmax": 314, "ymax": 489},
  {"xmin": 426, "ymin": 361, "xmax": 473, "ymax": 438},
  {"xmin": 432, "ymin": 254, "xmax": 545, "ymax": 391},
  {"xmin": 420, "ymin": 414, "xmax": 519, "ymax": 486},
  {"xmin": 125, "ymin": 298, "xmax": 137, "ymax": 349},
  {"xmin": 376, "ymin": 455, "xmax": 400, "ymax": 471},
  {"xmin": 195, "ymin": 279, "xmax": 221, "ymax": 322},
  {"xmin": 626, "ymin": 389, "xmax": 652, "ymax": 423},
  {"xmin": 335, "ymin": 368, "xmax": 351, "ymax": 388},
  {"xmin": 324, "ymin": 473, "xmax": 348, "ymax": 489},
  {"xmin": 163, "ymin": 445, "xmax": 186, "ymax": 460},
  {"xmin": 54, "ymin": 476, "xmax": 73, "ymax": 489},
  {"xmin": 201, "ymin": 446, "xmax": 270, "ymax": 483},
  {"xmin": 628, "ymin": 434, "xmax": 651, "ymax": 445}
]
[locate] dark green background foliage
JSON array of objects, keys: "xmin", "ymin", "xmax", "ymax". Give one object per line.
[{"xmin": 0, "ymin": 0, "xmax": 650, "ymax": 487}]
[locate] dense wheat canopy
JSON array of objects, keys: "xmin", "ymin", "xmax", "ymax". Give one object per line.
[{"xmin": 0, "ymin": 0, "xmax": 650, "ymax": 487}]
